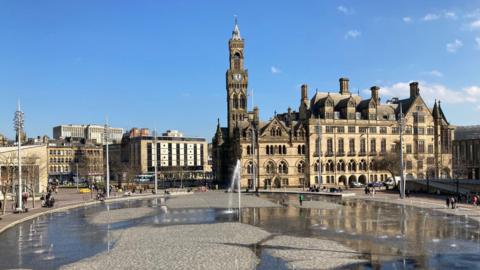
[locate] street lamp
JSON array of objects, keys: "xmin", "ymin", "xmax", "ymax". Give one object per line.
[
  {"xmin": 153, "ymin": 129, "xmax": 158, "ymax": 194},
  {"xmin": 398, "ymin": 105, "xmax": 406, "ymax": 199},
  {"xmin": 13, "ymin": 101, "xmax": 24, "ymax": 212},
  {"xmin": 104, "ymin": 119, "xmax": 110, "ymax": 198}
]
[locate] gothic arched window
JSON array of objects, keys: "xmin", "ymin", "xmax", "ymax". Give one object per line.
[
  {"xmin": 240, "ymin": 95, "xmax": 246, "ymax": 109},
  {"xmin": 326, "ymin": 160, "xmax": 334, "ymax": 172},
  {"xmin": 337, "ymin": 160, "xmax": 345, "ymax": 171},
  {"xmin": 266, "ymin": 161, "xmax": 276, "ymax": 174},
  {"xmin": 247, "ymin": 161, "xmax": 255, "ymax": 174},
  {"xmin": 297, "ymin": 161, "xmax": 305, "ymax": 173},
  {"xmin": 348, "ymin": 160, "xmax": 357, "ymax": 172},
  {"xmin": 234, "ymin": 53, "xmax": 241, "ymax": 70},
  {"xmin": 278, "ymin": 161, "xmax": 288, "ymax": 174},
  {"xmin": 359, "ymin": 159, "xmax": 367, "ymax": 171},
  {"xmin": 370, "ymin": 159, "xmax": 376, "ymax": 171}
]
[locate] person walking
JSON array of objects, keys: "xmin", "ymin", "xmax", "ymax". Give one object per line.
[
  {"xmin": 451, "ymin": 197, "xmax": 456, "ymax": 209},
  {"xmin": 446, "ymin": 197, "xmax": 450, "ymax": 208},
  {"xmin": 299, "ymin": 194, "xmax": 304, "ymax": 206}
]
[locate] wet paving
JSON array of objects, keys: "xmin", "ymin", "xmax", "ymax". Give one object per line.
[{"xmin": 0, "ymin": 194, "xmax": 479, "ymax": 269}]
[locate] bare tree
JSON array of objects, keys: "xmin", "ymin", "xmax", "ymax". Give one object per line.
[
  {"xmin": 0, "ymin": 154, "xmax": 16, "ymax": 215},
  {"xmin": 24, "ymin": 154, "xmax": 40, "ymax": 209},
  {"xmin": 110, "ymin": 159, "xmax": 138, "ymax": 190},
  {"xmin": 376, "ymin": 152, "xmax": 401, "ymax": 177}
]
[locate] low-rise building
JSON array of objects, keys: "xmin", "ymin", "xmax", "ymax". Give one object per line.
[
  {"xmin": 0, "ymin": 144, "xmax": 49, "ymax": 193},
  {"xmin": 47, "ymin": 140, "xmax": 104, "ymax": 183},
  {"xmin": 453, "ymin": 126, "xmax": 480, "ymax": 179}
]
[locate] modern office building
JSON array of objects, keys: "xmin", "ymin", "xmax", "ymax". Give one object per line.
[
  {"xmin": 111, "ymin": 129, "xmax": 210, "ymax": 183},
  {"xmin": 53, "ymin": 124, "xmax": 124, "ymax": 144}
]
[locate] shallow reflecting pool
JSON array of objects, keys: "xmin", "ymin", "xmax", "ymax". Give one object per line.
[{"xmin": 0, "ymin": 194, "xmax": 479, "ymax": 269}]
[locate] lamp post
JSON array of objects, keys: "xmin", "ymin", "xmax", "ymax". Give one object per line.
[
  {"xmin": 104, "ymin": 119, "xmax": 110, "ymax": 198},
  {"xmin": 317, "ymin": 115, "xmax": 322, "ymax": 187},
  {"xmin": 399, "ymin": 105, "xmax": 406, "ymax": 199},
  {"xmin": 14, "ymin": 101, "xmax": 24, "ymax": 212},
  {"xmin": 154, "ymin": 129, "xmax": 158, "ymax": 194}
]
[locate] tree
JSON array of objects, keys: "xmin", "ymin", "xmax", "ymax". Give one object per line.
[
  {"xmin": 24, "ymin": 154, "xmax": 40, "ymax": 209},
  {"xmin": 110, "ymin": 159, "xmax": 138, "ymax": 190},
  {"xmin": 0, "ymin": 153, "xmax": 16, "ymax": 215},
  {"xmin": 376, "ymin": 152, "xmax": 401, "ymax": 177}
]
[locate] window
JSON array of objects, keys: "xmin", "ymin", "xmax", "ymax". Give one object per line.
[
  {"xmin": 427, "ymin": 127, "xmax": 434, "ymax": 135},
  {"xmin": 327, "ymin": 138, "xmax": 333, "ymax": 154},
  {"xmin": 246, "ymin": 145, "xmax": 251, "ymax": 155},
  {"xmin": 338, "ymin": 139, "xmax": 344, "ymax": 154},
  {"xmin": 359, "ymin": 159, "xmax": 367, "ymax": 171},
  {"xmin": 417, "ymin": 160, "xmax": 423, "ymax": 171},
  {"xmin": 348, "ymin": 113, "xmax": 356, "ymax": 120},
  {"xmin": 360, "ymin": 139, "xmax": 366, "ymax": 153},
  {"xmin": 348, "ymin": 160, "xmax": 356, "ymax": 171},
  {"xmin": 247, "ymin": 161, "xmax": 255, "ymax": 174},
  {"xmin": 337, "ymin": 126, "xmax": 345, "ymax": 133},
  {"xmin": 380, "ymin": 127, "xmax": 387, "ymax": 134},
  {"xmin": 406, "ymin": 161, "xmax": 412, "ymax": 170},
  {"xmin": 427, "ymin": 157, "xmax": 434, "ymax": 165},
  {"xmin": 334, "ymin": 111, "xmax": 340, "ymax": 119},
  {"xmin": 369, "ymin": 160, "xmax": 376, "ymax": 170},
  {"xmin": 369, "ymin": 127, "xmax": 377, "ymax": 134},
  {"xmin": 233, "ymin": 53, "xmax": 241, "ymax": 69},
  {"xmin": 392, "ymin": 127, "xmax": 399, "ymax": 134},
  {"xmin": 349, "ymin": 139, "xmax": 355, "ymax": 153},
  {"xmin": 326, "ymin": 160, "xmax": 334, "ymax": 172},
  {"xmin": 348, "ymin": 126, "xmax": 356, "ymax": 133},
  {"xmin": 369, "ymin": 113, "xmax": 376, "ymax": 120},
  {"xmin": 337, "ymin": 160, "xmax": 346, "ymax": 171},
  {"xmin": 278, "ymin": 161, "xmax": 288, "ymax": 174},
  {"xmin": 428, "ymin": 144, "xmax": 434, "ymax": 154},
  {"xmin": 370, "ymin": 139, "xmax": 376, "ymax": 153},
  {"xmin": 326, "ymin": 126, "xmax": 334, "ymax": 133},
  {"xmin": 406, "ymin": 144, "xmax": 412, "ymax": 154},
  {"xmin": 297, "ymin": 161, "xmax": 305, "ymax": 173},
  {"xmin": 359, "ymin": 127, "xmax": 367, "ymax": 133},
  {"xmin": 381, "ymin": 139, "xmax": 387, "ymax": 153},
  {"xmin": 405, "ymin": 126, "xmax": 412, "ymax": 134},
  {"xmin": 355, "ymin": 112, "xmax": 362, "ymax": 120},
  {"xmin": 416, "ymin": 140, "xmax": 425, "ymax": 153},
  {"xmin": 266, "ymin": 161, "xmax": 276, "ymax": 174}
]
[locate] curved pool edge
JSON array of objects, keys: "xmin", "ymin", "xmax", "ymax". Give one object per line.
[{"xmin": 0, "ymin": 193, "xmax": 168, "ymax": 235}]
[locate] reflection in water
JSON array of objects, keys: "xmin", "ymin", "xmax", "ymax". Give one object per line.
[{"xmin": 0, "ymin": 195, "xmax": 479, "ymax": 269}]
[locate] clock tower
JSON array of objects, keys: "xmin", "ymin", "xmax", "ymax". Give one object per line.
[{"xmin": 226, "ymin": 17, "xmax": 248, "ymax": 137}]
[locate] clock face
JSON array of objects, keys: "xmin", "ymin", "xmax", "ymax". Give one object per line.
[{"xmin": 233, "ymin": 73, "xmax": 242, "ymax": 81}]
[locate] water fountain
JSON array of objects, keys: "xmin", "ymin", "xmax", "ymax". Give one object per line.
[{"xmin": 227, "ymin": 160, "xmax": 242, "ymax": 221}]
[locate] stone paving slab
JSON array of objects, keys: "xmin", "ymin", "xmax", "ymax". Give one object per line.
[{"xmin": 165, "ymin": 191, "xmax": 279, "ymax": 209}]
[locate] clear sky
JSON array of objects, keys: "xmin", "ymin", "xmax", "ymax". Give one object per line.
[{"xmin": 1, "ymin": 0, "xmax": 480, "ymax": 140}]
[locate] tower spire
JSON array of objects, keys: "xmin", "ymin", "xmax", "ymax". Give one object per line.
[{"xmin": 232, "ymin": 15, "xmax": 241, "ymax": 40}]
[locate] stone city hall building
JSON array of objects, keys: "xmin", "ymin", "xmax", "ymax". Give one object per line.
[{"xmin": 212, "ymin": 20, "xmax": 454, "ymax": 188}]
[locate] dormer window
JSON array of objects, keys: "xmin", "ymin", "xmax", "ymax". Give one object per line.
[{"xmin": 334, "ymin": 111, "xmax": 340, "ymax": 119}]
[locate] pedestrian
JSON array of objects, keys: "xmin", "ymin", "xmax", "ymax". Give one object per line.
[
  {"xmin": 364, "ymin": 186, "xmax": 369, "ymax": 195},
  {"xmin": 451, "ymin": 197, "xmax": 456, "ymax": 209},
  {"xmin": 446, "ymin": 197, "xmax": 450, "ymax": 208},
  {"xmin": 473, "ymin": 195, "xmax": 478, "ymax": 207},
  {"xmin": 299, "ymin": 194, "xmax": 304, "ymax": 206}
]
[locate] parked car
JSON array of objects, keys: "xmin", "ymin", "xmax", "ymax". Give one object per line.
[
  {"xmin": 368, "ymin": 182, "xmax": 385, "ymax": 188},
  {"xmin": 349, "ymin": 181, "xmax": 364, "ymax": 188}
]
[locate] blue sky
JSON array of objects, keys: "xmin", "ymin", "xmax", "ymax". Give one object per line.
[{"xmin": 1, "ymin": 0, "xmax": 480, "ymax": 140}]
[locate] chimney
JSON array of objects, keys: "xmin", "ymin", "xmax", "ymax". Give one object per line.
[
  {"xmin": 409, "ymin": 82, "xmax": 419, "ymax": 99},
  {"xmin": 370, "ymin": 86, "xmax": 380, "ymax": 103},
  {"xmin": 301, "ymin": 84, "xmax": 308, "ymax": 100},
  {"xmin": 339, "ymin": 77, "xmax": 349, "ymax": 95}
]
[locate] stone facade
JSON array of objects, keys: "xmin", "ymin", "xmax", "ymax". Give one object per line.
[
  {"xmin": 0, "ymin": 145, "xmax": 48, "ymax": 193},
  {"xmin": 212, "ymin": 20, "xmax": 454, "ymax": 188},
  {"xmin": 47, "ymin": 141, "xmax": 104, "ymax": 183},
  {"xmin": 452, "ymin": 126, "xmax": 480, "ymax": 179}
]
